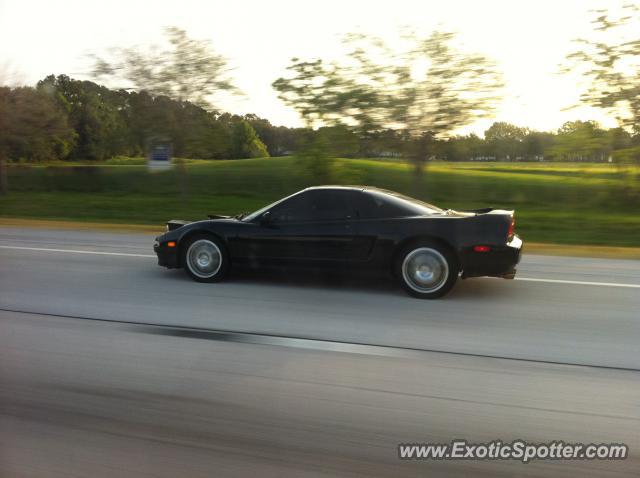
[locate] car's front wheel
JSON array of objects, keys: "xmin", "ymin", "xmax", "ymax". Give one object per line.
[
  {"xmin": 396, "ymin": 243, "xmax": 457, "ymax": 299},
  {"xmin": 182, "ymin": 235, "xmax": 229, "ymax": 283}
]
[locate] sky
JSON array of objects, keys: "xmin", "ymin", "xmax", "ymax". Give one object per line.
[{"xmin": 0, "ymin": 0, "xmax": 630, "ymax": 134}]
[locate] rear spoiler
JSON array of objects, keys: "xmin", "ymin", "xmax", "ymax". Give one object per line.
[
  {"xmin": 463, "ymin": 208, "xmax": 514, "ymax": 216},
  {"xmin": 464, "ymin": 207, "xmax": 494, "ymax": 214}
]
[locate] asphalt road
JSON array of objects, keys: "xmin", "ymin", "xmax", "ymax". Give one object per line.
[
  {"xmin": 0, "ymin": 227, "xmax": 638, "ymax": 368},
  {"xmin": 1, "ymin": 226, "xmax": 639, "ymax": 476}
]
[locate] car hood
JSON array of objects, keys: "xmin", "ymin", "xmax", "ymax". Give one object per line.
[{"xmin": 166, "ymin": 216, "xmax": 239, "ymax": 231}]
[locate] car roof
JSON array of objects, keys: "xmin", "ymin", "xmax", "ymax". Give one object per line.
[
  {"xmin": 304, "ymin": 185, "xmax": 364, "ymax": 191},
  {"xmin": 303, "ymin": 185, "xmax": 397, "ymax": 195},
  {"xmin": 305, "ymin": 185, "xmax": 402, "ymax": 192}
]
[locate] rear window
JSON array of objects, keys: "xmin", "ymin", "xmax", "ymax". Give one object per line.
[{"xmin": 357, "ymin": 190, "xmax": 441, "ymax": 218}]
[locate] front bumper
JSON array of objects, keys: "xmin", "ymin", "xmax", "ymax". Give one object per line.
[
  {"xmin": 154, "ymin": 237, "xmax": 179, "ymax": 268},
  {"xmin": 460, "ymin": 235, "xmax": 522, "ymax": 279}
]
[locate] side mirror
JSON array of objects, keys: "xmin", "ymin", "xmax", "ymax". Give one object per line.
[{"xmin": 260, "ymin": 211, "xmax": 274, "ymax": 226}]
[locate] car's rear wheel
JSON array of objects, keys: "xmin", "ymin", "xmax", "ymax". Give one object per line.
[
  {"xmin": 396, "ymin": 243, "xmax": 457, "ymax": 299},
  {"xmin": 182, "ymin": 235, "xmax": 229, "ymax": 283}
]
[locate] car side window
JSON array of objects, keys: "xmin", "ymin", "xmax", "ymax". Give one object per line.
[
  {"xmin": 270, "ymin": 190, "xmax": 354, "ymax": 223},
  {"xmin": 269, "ymin": 194, "xmax": 309, "ymax": 222}
]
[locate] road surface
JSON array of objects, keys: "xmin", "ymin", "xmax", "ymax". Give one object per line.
[{"xmin": 1, "ymin": 226, "xmax": 639, "ymax": 476}]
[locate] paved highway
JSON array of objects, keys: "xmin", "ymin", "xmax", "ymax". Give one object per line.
[
  {"xmin": 1, "ymin": 226, "xmax": 639, "ymax": 476},
  {"xmin": 0, "ymin": 226, "xmax": 638, "ymax": 368}
]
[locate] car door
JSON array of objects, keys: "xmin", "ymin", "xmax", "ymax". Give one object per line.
[
  {"xmin": 351, "ymin": 189, "xmax": 417, "ymax": 262},
  {"xmin": 234, "ymin": 189, "xmax": 358, "ymax": 266}
]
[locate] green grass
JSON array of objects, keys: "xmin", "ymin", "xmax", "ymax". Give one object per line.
[{"xmin": 1, "ymin": 157, "xmax": 639, "ymax": 246}]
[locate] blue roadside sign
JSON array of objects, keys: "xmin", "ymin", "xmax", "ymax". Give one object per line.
[{"xmin": 148, "ymin": 143, "xmax": 173, "ymax": 171}]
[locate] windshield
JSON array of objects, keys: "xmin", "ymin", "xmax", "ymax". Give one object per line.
[{"xmin": 242, "ymin": 192, "xmax": 299, "ymax": 222}]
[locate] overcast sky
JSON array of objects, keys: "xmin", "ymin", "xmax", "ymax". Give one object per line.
[{"xmin": 0, "ymin": 0, "xmax": 627, "ymax": 133}]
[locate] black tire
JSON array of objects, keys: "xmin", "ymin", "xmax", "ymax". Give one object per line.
[
  {"xmin": 181, "ymin": 234, "xmax": 229, "ymax": 283},
  {"xmin": 395, "ymin": 241, "xmax": 457, "ymax": 299}
]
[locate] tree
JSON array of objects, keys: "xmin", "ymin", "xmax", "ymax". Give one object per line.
[
  {"xmin": 91, "ymin": 28, "xmax": 240, "ymax": 163},
  {"xmin": 38, "ymin": 75, "xmax": 128, "ymax": 160},
  {"xmin": 523, "ymin": 131, "xmax": 555, "ymax": 160},
  {"xmin": 438, "ymin": 133, "xmax": 485, "ymax": 161},
  {"xmin": 273, "ymin": 30, "xmax": 503, "ymax": 178},
  {"xmin": 564, "ymin": 5, "xmax": 640, "ymax": 136},
  {"xmin": 607, "ymin": 126, "xmax": 632, "ymax": 153},
  {"xmin": 0, "ymin": 86, "xmax": 75, "ymax": 193},
  {"xmin": 359, "ymin": 129, "xmax": 407, "ymax": 158},
  {"xmin": 92, "ymin": 27, "xmax": 237, "ymax": 109},
  {"xmin": 231, "ymin": 120, "xmax": 269, "ymax": 158},
  {"xmin": 269, "ymin": 126, "xmax": 308, "ymax": 156},
  {"xmin": 484, "ymin": 122, "xmax": 528, "ymax": 160},
  {"xmin": 550, "ymin": 120, "xmax": 610, "ymax": 161}
]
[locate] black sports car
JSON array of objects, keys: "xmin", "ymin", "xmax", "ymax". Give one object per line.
[{"xmin": 154, "ymin": 186, "xmax": 522, "ymax": 298}]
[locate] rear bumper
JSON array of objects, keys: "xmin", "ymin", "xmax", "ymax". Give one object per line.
[
  {"xmin": 460, "ymin": 235, "xmax": 522, "ymax": 279},
  {"xmin": 154, "ymin": 238, "xmax": 179, "ymax": 268}
]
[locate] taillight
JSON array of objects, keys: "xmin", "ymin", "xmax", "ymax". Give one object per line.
[{"xmin": 507, "ymin": 215, "xmax": 515, "ymax": 240}]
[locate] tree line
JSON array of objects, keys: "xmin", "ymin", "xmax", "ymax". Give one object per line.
[
  {"xmin": 0, "ymin": 74, "xmax": 292, "ymax": 162},
  {"xmin": 1, "ymin": 75, "xmax": 639, "ymax": 165},
  {"xmin": 2, "ymin": 5, "xmax": 640, "ymax": 170}
]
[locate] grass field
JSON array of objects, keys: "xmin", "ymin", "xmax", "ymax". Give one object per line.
[{"xmin": 1, "ymin": 157, "xmax": 639, "ymax": 246}]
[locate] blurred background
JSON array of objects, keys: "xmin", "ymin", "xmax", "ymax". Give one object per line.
[{"xmin": 0, "ymin": 0, "xmax": 638, "ymax": 248}]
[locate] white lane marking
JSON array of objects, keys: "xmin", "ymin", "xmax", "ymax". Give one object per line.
[
  {"xmin": 513, "ymin": 277, "xmax": 640, "ymax": 288},
  {"xmin": 0, "ymin": 245, "xmax": 155, "ymax": 258},
  {"xmin": 1, "ymin": 244, "xmax": 639, "ymax": 289}
]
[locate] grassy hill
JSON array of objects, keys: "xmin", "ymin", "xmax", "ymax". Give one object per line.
[{"xmin": 1, "ymin": 157, "xmax": 638, "ymax": 246}]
